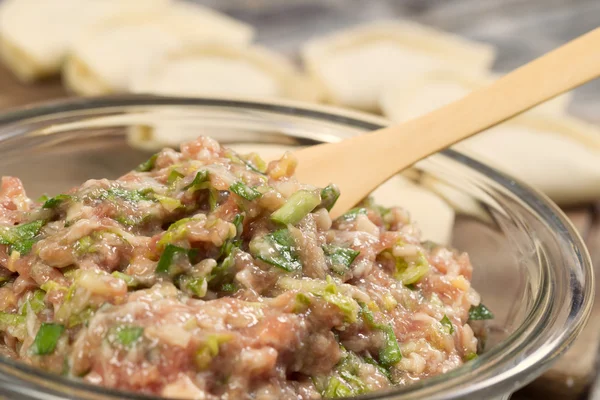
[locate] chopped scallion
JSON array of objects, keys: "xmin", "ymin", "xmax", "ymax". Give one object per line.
[
  {"xmin": 440, "ymin": 315, "xmax": 455, "ymax": 335},
  {"xmin": 468, "ymin": 303, "xmax": 494, "ymax": 320},
  {"xmin": 320, "ymin": 184, "xmax": 341, "ymax": 212},
  {"xmin": 250, "ymin": 229, "xmax": 301, "ymax": 272},
  {"xmin": 230, "ymin": 181, "xmax": 261, "ymax": 201},
  {"xmin": 42, "ymin": 194, "xmax": 71, "ymax": 209},
  {"xmin": 271, "ymin": 190, "xmax": 321, "ymax": 225},
  {"xmin": 135, "ymin": 153, "xmax": 158, "ymax": 172},
  {"xmin": 323, "ymin": 245, "xmax": 360, "ymax": 275},
  {"xmin": 31, "ymin": 323, "xmax": 64, "ymax": 355},
  {"xmin": 156, "ymin": 244, "xmax": 197, "ymax": 274}
]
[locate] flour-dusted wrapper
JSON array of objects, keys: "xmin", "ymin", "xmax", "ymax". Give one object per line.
[
  {"xmin": 453, "ymin": 114, "xmax": 600, "ymax": 205},
  {"xmin": 63, "ymin": 1, "xmax": 255, "ymax": 95},
  {"xmin": 380, "ymin": 71, "xmax": 572, "ymax": 123},
  {"xmin": 130, "ymin": 44, "xmax": 323, "ymax": 103},
  {"xmin": 302, "ymin": 20, "xmax": 495, "ymax": 112},
  {"xmin": 0, "ymin": 0, "xmax": 169, "ymax": 82}
]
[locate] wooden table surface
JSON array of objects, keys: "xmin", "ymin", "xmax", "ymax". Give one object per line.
[{"xmin": 1, "ymin": 60, "xmax": 600, "ymax": 399}]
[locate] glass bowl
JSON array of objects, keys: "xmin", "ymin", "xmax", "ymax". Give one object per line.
[{"xmin": 0, "ymin": 96, "xmax": 593, "ymax": 400}]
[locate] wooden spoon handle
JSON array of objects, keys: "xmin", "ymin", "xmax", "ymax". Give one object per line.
[{"xmin": 295, "ymin": 27, "xmax": 600, "ymax": 217}]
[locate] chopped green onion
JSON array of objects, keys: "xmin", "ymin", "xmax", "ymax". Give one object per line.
[
  {"xmin": 230, "ymin": 181, "xmax": 262, "ymax": 201},
  {"xmin": 220, "ymin": 282, "xmax": 237, "ymax": 293},
  {"xmin": 208, "ymin": 189, "xmax": 218, "ymax": 211},
  {"xmin": 180, "ymin": 276, "xmax": 207, "ymax": 298},
  {"xmin": 0, "ymin": 312, "xmax": 26, "ymax": 340},
  {"xmin": 379, "ymin": 325, "xmax": 402, "ymax": 368},
  {"xmin": 440, "ymin": 315, "xmax": 455, "ymax": 335},
  {"xmin": 111, "ymin": 271, "xmax": 138, "ymax": 288},
  {"xmin": 31, "ymin": 323, "xmax": 64, "ymax": 355},
  {"xmin": 156, "ymin": 244, "xmax": 197, "ymax": 274},
  {"xmin": 293, "ymin": 293, "xmax": 311, "ymax": 313},
  {"xmin": 322, "ymin": 277, "xmax": 359, "ymax": 323},
  {"xmin": 250, "ymin": 229, "xmax": 301, "ymax": 272},
  {"xmin": 363, "ymin": 356, "xmax": 392, "ymax": 381},
  {"xmin": 359, "ymin": 303, "xmax": 402, "ymax": 367},
  {"xmin": 19, "ymin": 289, "xmax": 46, "ymax": 316},
  {"xmin": 67, "ymin": 307, "xmax": 94, "ymax": 329},
  {"xmin": 196, "ymin": 333, "xmax": 233, "ymax": 370},
  {"xmin": 337, "ymin": 207, "xmax": 367, "ymax": 222},
  {"xmin": 167, "ymin": 170, "xmax": 185, "ymax": 185},
  {"xmin": 323, "ymin": 245, "xmax": 360, "ymax": 275},
  {"xmin": 184, "ymin": 170, "xmax": 209, "ymax": 191},
  {"xmin": 324, "ymin": 377, "xmax": 354, "ymax": 398},
  {"xmin": 241, "ymin": 153, "xmax": 267, "ymax": 174},
  {"xmin": 468, "ymin": 303, "xmax": 494, "ymax": 320},
  {"xmin": 42, "ymin": 194, "xmax": 71, "ymax": 209},
  {"xmin": 135, "ymin": 153, "xmax": 158, "ymax": 172},
  {"xmin": 109, "ymin": 325, "xmax": 144, "ymax": 347},
  {"xmin": 37, "ymin": 195, "xmax": 49, "ymax": 203},
  {"xmin": 320, "ymin": 184, "xmax": 341, "ymax": 212},
  {"xmin": 271, "ymin": 190, "xmax": 321, "ymax": 225},
  {"xmin": 394, "ymin": 253, "xmax": 429, "ymax": 285},
  {"xmin": 0, "ymin": 219, "xmax": 45, "ymax": 255},
  {"xmin": 464, "ymin": 352, "xmax": 478, "ymax": 361},
  {"xmin": 155, "ymin": 195, "xmax": 183, "ymax": 212},
  {"xmin": 99, "ymin": 187, "xmax": 153, "ymax": 203}
]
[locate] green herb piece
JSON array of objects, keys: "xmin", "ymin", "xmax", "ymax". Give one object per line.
[
  {"xmin": 19, "ymin": 289, "xmax": 46, "ymax": 316},
  {"xmin": 75, "ymin": 236, "xmax": 95, "ymax": 255},
  {"xmin": 100, "ymin": 187, "xmax": 153, "ymax": 203},
  {"xmin": 322, "ymin": 278, "xmax": 360, "ymax": 323},
  {"xmin": 468, "ymin": 303, "xmax": 494, "ymax": 320},
  {"xmin": 230, "ymin": 181, "xmax": 261, "ymax": 201},
  {"xmin": 464, "ymin": 352, "xmax": 478, "ymax": 361},
  {"xmin": 218, "ymin": 214, "xmax": 244, "ymax": 259},
  {"xmin": 0, "ymin": 219, "xmax": 45, "ymax": 255},
  {"xmin": 394, "ymin": 253, "xmax": 429, "ymax": 285},
  {"xmin": 323, "ymin": 245, "xmax": 360, "ymax": 275},
  {"xmin": 337, "ymin": 207, "xmax": 367, "ymax": 222},
  {"xmin": 363, "ymin": 356, "xmax": 392, "ymax": 381},
  {"xmin": 31, "ymin": 323, "xmax": 64, "ymax": 355},
  {"xmin": 250, "ymin": 229, "xmax": 301, "ymax": 272},
  {"xmin": 324, "ymin": 377, "xmax": 354, "ymax": 398},
  {"xmin": 111, "ymin": 271, "xmax": 138, "ymax": 288},
  {"xmin": 195, "ymin": 333, "xmax": 233, "ymax": 370},
  {"xmin": 67, "ymin": 307, "xmax": 94, "ymax": 328},
  {"xmin": 359, "ymin": 303, "xmax": 402, "ymax": 367},
  {"xmin": 241, "ymin": 153, "xmax": 267, "ymax": 174},
  {"xmin": 167, "ymin": 170, "xmax": 185, "ymax": 185},
  {"xmin": 293, "ymin": 293, "xmax": 312, "ymax": 313},
  {"xmin": 180, "ymin": 276, "xmax": 207, "ymax": 298},
  {"xmin": 37, "ymin": 195, "xmax": 49, "ymax": 203},
  {"xmin": 0, "ymin": 312, "xmax": 25, "ymax": 329},
  {"xmin": 220, "ymin": 282, "xmax": 237, "ymax": 293},
  {"xmin": 208, "ymin": 189, "xmax": 218, "ymax": 211},
  {"xmin": 158, "ymin": 217, "xmax": 198, "ymax": 248},
  {"xmin": 379, "ymin": 325, "xmax": 402, "ymax": 368},
  {"xmin": 42, "ymin": 194, "xmax": 71, "ymax": 209},
  {"xmin": 440, "ymin": 315, "xmax": 455, "ymax": 335},
  {"xmin": 184, "ymin": 170, "xmax": 209, "ymax": 191},
  {"xmin": 109, "ymin": 325, "xmax": 144, "ymax": 347},
  {"xmin": 135, "ymin": 153, "xmax": 158, "ymax": 172},
  {"xmin": 271, "ymin": 190, "xmax": 321, "ymax": 225},
  {"xmin": 155, "ymin": 195, "xmax": 182, "ymax": 212},
  {"xmin": 320, "ymin": 184, "xmax": 341, "ymax": 212},
  {"xmin": 156, "ymin": 244, "xmax": 197, "ymax": 274}
]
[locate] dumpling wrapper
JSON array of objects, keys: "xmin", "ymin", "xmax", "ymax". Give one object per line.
[
  {"xmin": 129, "ymin": 44, "xmax": 323, "ymax": 103},
  {"xmin": 453, "ymin": 114, "xmax": 600, "ymax": 205},
  {"xmin": 379, "ymin": 70, "xmax": 572, "ymax": 123},
  {"xmin": 302, "ymin": 20, "xmax": 496, "ymax": 112},
  {"xmin": 0, "ymin": 0, "xmax": 169, "ymax": 82},
  {"xmin": 229, "ymin": 144, "xmax": 455, "ymax": 245},
  {"xmin": 63, "ymin": 1, "xmax": 255, "ymax": 95}
]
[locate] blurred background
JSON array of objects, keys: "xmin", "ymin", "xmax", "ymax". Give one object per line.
[{"xmin": 0, "ymin": 0, "xmax": 600, "ymax": 399}]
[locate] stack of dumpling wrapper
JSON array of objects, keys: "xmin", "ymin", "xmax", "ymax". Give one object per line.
[{"xmin": 1, "ymin": 0, "xmax": 599, "ymax": 245}]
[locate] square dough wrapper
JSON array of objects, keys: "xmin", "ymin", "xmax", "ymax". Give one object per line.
[
  {"xmin": 0, "ymin": 0, "xmax": 169, "ymax": 82},
  {"xmin": 302, "ymin": 20, "xmax": 496, "ymax": 112},
  {"xmin": 62, "ymin": 0, "xmax": 255, "ymax": 96}
]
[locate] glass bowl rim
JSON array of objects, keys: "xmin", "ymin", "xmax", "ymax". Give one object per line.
[{"xmin": 0, "ymin": 95, "xmax": 593, "ymax": 400}]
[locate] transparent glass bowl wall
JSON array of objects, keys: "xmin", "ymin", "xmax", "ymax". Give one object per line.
[{"xmin": 0, "ymin": 97, "xmax": 592, "ymax": 400}]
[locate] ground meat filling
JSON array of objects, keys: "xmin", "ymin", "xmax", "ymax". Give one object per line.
[{"xmin": 0, "ymin": 137, "xmax": 489, "ymax": 399}]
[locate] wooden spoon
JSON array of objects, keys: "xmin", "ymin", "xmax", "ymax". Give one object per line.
[{"xmin": 294, "ymin": 27, "xmax": 600, "ymax": 218}]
